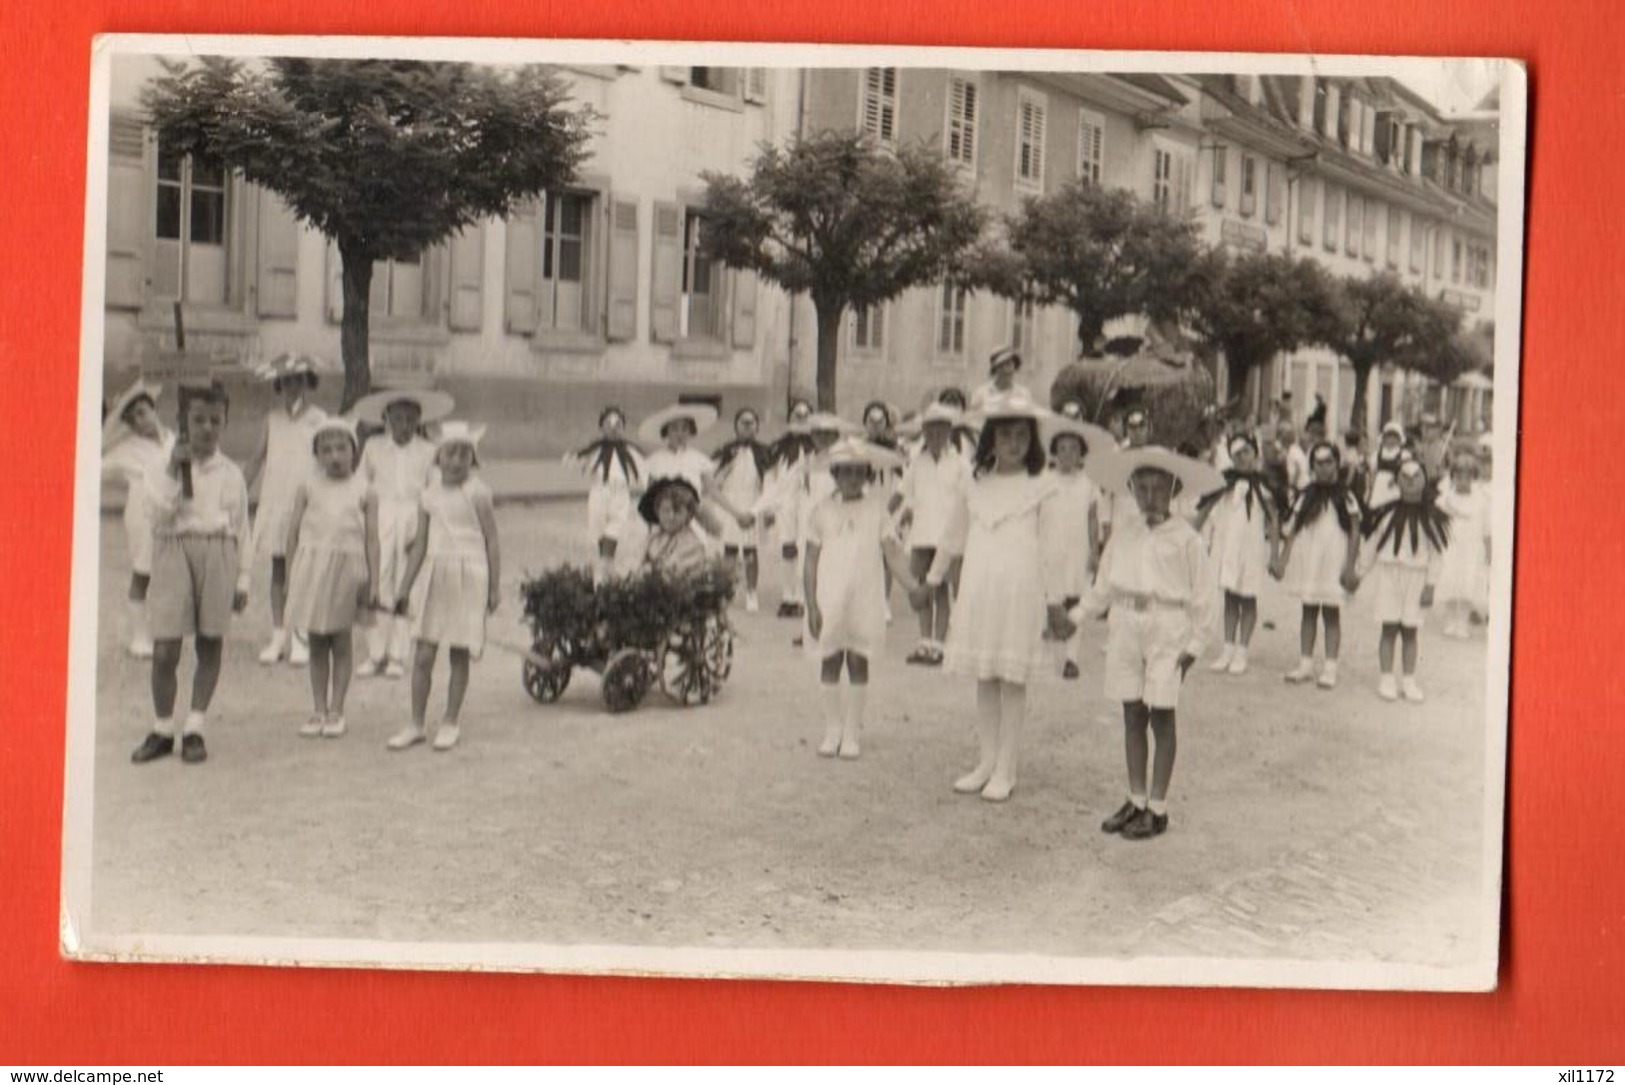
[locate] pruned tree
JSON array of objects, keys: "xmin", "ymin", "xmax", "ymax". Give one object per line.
[
  {"xmin": 995, "ymin": 180, "xmax": 1208, "ymax": 357},
  {"xmin": 1188, "ymin": 248, "xmax": 1342, "ymax": 404},
  {"xmin": 700, "ymin": 131, "xmax": 987, "ymax": 411},
  {"xmin": 1323, "ymin": 272, "xmax": 1463, "ymax": 432},
  {"xmin": 143, "ymin": 57, "xmax": 594, "ymax": 409}
]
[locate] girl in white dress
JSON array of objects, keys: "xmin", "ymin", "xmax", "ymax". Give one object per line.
[
  {"xmin": 568, "ymin": 406, "xmax": 646, "ymax": 585},
  {"xmin": 764, "ymin": 399, "xmax": 817, "ymax": 617},
  {"xmin": 284, "ymin": 417, "xmax": 379, "ymax": 738},
  {"xmin": 931, "ymin": 392, "xmax": 1079, "ymax": 803},
  {"xmin": 246, "ymin": 353, "xmax": 328, "ymax": 667},
  {"xmin": 712, "ymin": 407, "xmax": 773, "ymax": 612},
  {"xmin": 1352, "ymin": 456, "xmax": 1450, "ymax": 703},
  {"xmin": 1368, "ymin": 421, "xmax": 1409, "ymax": 508},
  {"xmin": 1046, "ymin": 422, "xmax": 1111, "ymax": 679},
  {"xmin": 390, "ymin": 422, "xmax": 501, "ymax": 752},
  {"xmin": 861, "ymin": 401, "xmax": 905, "ymax": 623},
  {"xmin": 1436, "ymin": 453, "xmax": 1492, "ymax": 638},
  {"xmin": 101, "ymin": 377, "xmax": 175, "ymax": 658},
  {"xmin": 1194, "ymin": 434, "xmax": 1280, "ymax": 676},
  {"xmin": 638, "ymin": 403, "xmax": 755, "ymax": 546},
  {"xmin": 1272, "ymin": 441, "xmax": 1362, "ymax": 689},
  {"xmin": 755, "ymin": 413, "xmax": 853, "ymax": 648},
  {"xmin": 803, "ymin": 438, "xmax": 922, "ymax": 760}
]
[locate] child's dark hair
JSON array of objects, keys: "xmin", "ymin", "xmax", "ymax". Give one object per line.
[
  {"xmin": 973, "ymin": 417, "xmax": 1046, "ymax": 477},
  {"xmin": 1049, "ymin": 430, "xmax": 1089, "ymax": 457},
  {"xmin": 938, "ymin": 387, "xmax": 968, "ymax": 410},
  {"xmin": 120, "ymin": 393, "xmax": 157, "ymax": 423},
  {"xmin": 735, "ymin": 406, "xmax": 760, "ymax": 428},
  {"xmin": 599, "ymin": 405, "xmax": 625, "ymax": 428},
  {"xmin": 182, "ymin": 380, "xmax": 230, "ymax": 421},
  {"xmin": 786, "ymin": 397, "xmax": 812, "ymax": 421},
  {"xmin": 862, "ymin": 400, "xmax": 892, "ymax": 428},
  {"xmin": 272, "ymin": 371, "xmax": 318, "ymax": 393}
]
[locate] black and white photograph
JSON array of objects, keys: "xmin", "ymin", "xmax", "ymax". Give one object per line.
[{"xmin": 64, "ymin": 36, "xmax": 1525, "ymax": 989}]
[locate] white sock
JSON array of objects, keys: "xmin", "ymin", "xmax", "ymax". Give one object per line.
[
  {"xmin": 153, "ymin": 716, "xmax": 176, "ymax": 738},
  {"xmin": 846, "ymin": 683, "xmax": 868, "ymax": 729},
  {"xmin": 182, "ymin": 710, "xmax": 206, "ymax": 736},
  {"xmin": 1147, "ymin": 799, "xmax": 1169, "ymax": 816},
  {"xmin": 1129, "ymin": 792, "xmax": 1148, "ymax": 809}
]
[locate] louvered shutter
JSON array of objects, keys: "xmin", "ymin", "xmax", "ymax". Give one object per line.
[
  {"xmin": 730, "ymin": 269, "xmax": 757, "ymax": 349},
  {"xmin": 606, "ymin": 196, "xmax": 639, "ymax": 341},
  {"xmin": 105, "ymin": 115, "xmax": 150, "ymax": 310},
  {"xmin": 503, "ymin": 200, "xmax": 540, "ymax": 334},
  {"xmin": 324, "ymin": 240, "xmax": 343, "ymax": 323},
  {"xmin": 744, "ymin": 68, "xmax": 767, "ymax": 103},
  {"xmin": 254, "ymin": 189, "xmax": 301, "ymax": 318},
  {"xmin": 446, "ymin": 223, "xmax": 484, "ymax": 331},
  {"xmin": 1265, "ymin": 162, "xmax": 1284, "ymax": 225},
  {"xmin": 650, "ymin": 201, "xmax": 683, "ymax": 343}
]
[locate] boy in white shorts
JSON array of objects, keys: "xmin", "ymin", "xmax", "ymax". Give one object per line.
[{"xmin": 1078, "ymin": 446, "xmax": 1221, "ymax": 840}]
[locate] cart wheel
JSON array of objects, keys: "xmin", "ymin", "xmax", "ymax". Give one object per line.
[
  {"xmin": 659, "ymin": 626, "xmax": 712, "ymax": 707},
  {"xmin": 601, "ymin": 648, "xmax": 654, "ymax": 714},
  {"xmin": 705, "ymin": 619, "xmax": 734, "ymax": 689},
  {"xmin": 521, "ymin": 635, "xmax": 573, "ymax": 703}
]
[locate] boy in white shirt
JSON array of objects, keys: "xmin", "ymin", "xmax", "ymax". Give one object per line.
[{"xmin": 890, "ymin": 402, "xmax": 972, "ymax": 665}]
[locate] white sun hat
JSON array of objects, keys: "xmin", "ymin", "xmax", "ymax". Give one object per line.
[
  {"xmin": 353, "ymin": 387, "xmax": 456, "ymax": 426},
  {"xmin": 638, "ymin": 402, "xmax": 721, "ymax": 443},
  {"xmin": 433, "ymin": 420, "xmax": 487, "ymax": 450},
  {"xmin": 825, "ymin": 435, "xmax": 906, "ymax": 473},
  {"xmin": 1090, "ymin": 444, "xmax": 1226, "ymax": 501},
  {"xmin": 102, "ymin": 376, "xmax": 162, "ymax": 448}
]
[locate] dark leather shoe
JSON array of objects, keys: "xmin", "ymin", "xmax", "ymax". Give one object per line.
[
  {"xmin": 1122, "ymin": 808, "xmax": 1169, "ymax": 840},
  {"xmin": 131, "ymin": 732, "xmax": 174, "ymax": 764},
  {"xmin": 180, "ymin": 733, "xmax": 208, "ymax": 764},
  {"xmin": 1100, "ymin": 800, "xmax": 1140, "ymax": 833},
  {"xmin": 1062, "ymin": 661, "xmax": 1080, "ymax": 679}
]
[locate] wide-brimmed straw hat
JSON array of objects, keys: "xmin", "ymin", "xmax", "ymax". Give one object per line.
[
  {"xmin": 102, "ymin": 376, "xmax": 162, "ymax": 447},
  {"xmin": 256, "ymin": 351, "xmax": 325, "ymax": 385},
  {"xmin": 806, "ymin": 411, "xmax": 857, "ymax": 437},
  {"xmin": 637, "ymin": 475, "xmax": 702, "ymax": 525},
  {"xmin": 1048, "ymin": 416, "xmax": 1117, "ymax": 459},
  {"xmin": 972, "ymin": 390, "xmax": 1111, "ymax": 457},
  {"xmin": 825, "ymin": 435, "xmax": 906, "ymax": 473},
  {"xmin": 897, "ymin": 401, "xmax": 963, "ymax": 438},
  {"xmin": 433, "ymin": 420, "xmax": 486, "ymax": 450},
  {"xmin": 353, "ymin": 387, "xmax": 455, "ymax": 426},
  {"xmin": 638, "ymin": 403, "xmax": 720, "ymax": 443},
  {"xmin": 1090, "ymin": 444, "xmax": 1225, "ymax": 500}
]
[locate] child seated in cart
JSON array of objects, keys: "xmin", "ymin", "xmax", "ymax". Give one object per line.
[{"xmin": 638, "ymin": 476, "xmax": 711, "ymax": 580}]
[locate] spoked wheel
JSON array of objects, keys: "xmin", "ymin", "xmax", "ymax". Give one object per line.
[
  {"xmin": 601, "ymin": 648, "xmax": 655, "ymax": 714},
  {"xmin": 704, "ymin": 617, "xmax": 734, "ymax": 690},
  {"xmin": 659, "ymin": 625, "xmax": 713, "ymax": 707},
  {"xmin": 521, "ymin": 635, "xmax": 573, "ymax": 703}
]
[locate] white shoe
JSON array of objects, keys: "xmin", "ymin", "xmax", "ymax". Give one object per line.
[
  {"xmin": 1226, "ymin": 650, "xmax": 1249, "ymax": 676},
  {"xmin": 884, "ymin": 602, "xmax": 894, "ymax": 625},
  {"xmin": 745, "ymin": 591, "xmax": 760, "ymax": 614},
  {"xmin": 432, "ymin": 723, "xmax": 461, "ymax": 751},
  {"xmin": 1378, "ymin": 674, "xmax": 1399, "ymax": 701},
  {"xmin": 355, "ymin": 658, "xmax": 385, "ymax": 678},
  {"xmin": 1317, "ymin": 661, "xmax": 1339, "ymax": 689},
  {"xmin": 321, "ymin": 715, "xmax": 347, "ymax": 738},
  {"xmin": 1208, "ymin": 645, "xmax": 1235, "ymax": 673},
  {"xmin": 298, "ymin": 715, "xmax": 324, "ymax": 738},
  {"xmin": 128, "ymin": 636, "xmax": 155, "ymax": 660},
  {"xmin": 259, "ymin": 630, "xmax": 288, "ymax": 665},
  {"xmin": 386, "ymin": 726, "xmax": 426, "ymax": 751},
  {"xmin": 384, "ymin": 660, "xmax": 407, "ymax": 680},
  {"xmin": 1284, "ymin": 659, "xmax": 1315, "ymax": 684},
  {"xmin": 953, "ymin": 763, "xmax": 995, "ymax": 794},
  {"xmin": 288, "ymin": 633, "xmax": 310, "ymax": 667},
  {"xmin": 1401, "ymin": 678, "xmax": 1426, "ymax": 703},
  {"xmin": 817, "ymin": 726, "xmax": 842, "ymax": 758}
]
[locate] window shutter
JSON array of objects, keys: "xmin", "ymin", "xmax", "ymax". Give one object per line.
[
  {"xmin": 105, "ymin": 115, "xmax": 149, "ymax": 310},
  {"xmin": 1211, "ymin": 148, "xmax": 1227, "ymax": 208},
  {"xmin": 659, "ymin": 66, "xmax": 688, "ymax": 84},
  {"xmin": 368, "ymin": 256, "xmax": 389, "ymax": 317},
  {"xmin": 873, "ymin": 305, "xmax": 885, "ymax": 350},
  {"xmin": 730, "ymin": 269, "xmax": 757, "ymax": 349},
  {"xmin": 1298, "ymin": 176, "xmax": 1317, "ymax": 244},
  {"xmin": 650, "ymin": 201, "xmax": 683, "ymax": 343},
  {"xmin": 1264, "ymin": 162, "xmax": 1284, "ymax": 225},
  {"xmin": 447, "ymin": 223, "xmax": 484, "ymax": 331},
  {"xmin": 1175, "ymin": 153, "xmax": 1193, "ymax": 213},
  {"xmin": 863, "ymin": 69, "xmax": 883, "ymax": 139},
  {"xmin": 324, "ymin": 240, "xmax": 343, "ymax": 323},
  {"xmin": 606, "ymin": 196, "xmax": 639, "ymax": 341},
  {"xmin": 504, "ymin": 200, "xmax": 540, "ymax": 335},
  {"xmin": 253, "ymin": 189, "xmax": 301, "ymax": 318},
  {"xmin": 744, "ymin": 68, "xmax": 767, "ymax": 103}
]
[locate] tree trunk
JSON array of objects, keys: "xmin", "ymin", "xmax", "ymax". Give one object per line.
[
  {"xmin": 1225, "ymin": 350, "xmax": 1257, "ymax": 410},
  {"xmin": 812, "ymin": 298, "xmax": 844, "ymax": 413},
  {"xmin": 1349, "ymin": 360, "xmax": 1374, "ymax": 434},
  {"xmin": 338, "ymin": 240, "xmax": 374, "ymax": 414},
  {"xmin": 1074, "ymin": 310, "xmax": 1107, "ymax": 357}
]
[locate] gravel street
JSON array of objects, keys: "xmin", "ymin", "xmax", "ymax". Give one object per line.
[{"xmin": 87, "ymin": 500, "xmax": 1490, "ymax": 970}]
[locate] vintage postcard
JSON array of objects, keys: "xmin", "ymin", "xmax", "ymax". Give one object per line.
[{"xmin": 63, "ymin": 35, "xmax": 1525, "ymax": 989}]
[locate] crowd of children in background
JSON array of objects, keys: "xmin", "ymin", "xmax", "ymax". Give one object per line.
[{"xmin": 101, "ymin": 345, "xmax": 1496, "ymax": 842}]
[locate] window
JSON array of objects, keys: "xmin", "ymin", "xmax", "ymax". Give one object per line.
[
  {"xmin": 538, "ymin": 190, "xmax": 594, "ymax": 332},
  {"xmin": 946, "ymin": 76, "xmax": 978, "ymax": 167},
  {"xmin": 936, "ymin": 281, "xmax": 967, "ymax": 355},
  {"xmin": 1363, "ymin": 198, "xmax": 1380, "ymax": 261},
  {"xmin": 1299, "ymin": 175, "xmax": 1318, "ymax": 245},
  {"xmin": 1345, "ymin": 193, "xmax": 1362, "ymax": 256},
  {"xmin": 372, "ymin": 253, "xmax": 428, "ymax": 321},
  {"xmin": 1386, "ymin": 205, "xmax": 1402, "ymax": 268},
  {"xmin": 1348, "ymin": 98, "xmax": 1362, "ymax": 151},
  {"xmin": 1211, "ymin": 146, "xmax": 1228, "ymax": 208},
  {"xmin": 1077, "ymin": 109, "xmax": 1104, "ymax": 185},
  {"xmin": 1451, "ymin": 237, "xmax": 1463, "ymax": 284},
  {"xmin": 1470, "ymin": 244, "xmax": 1493, "ymax": 289},
  {"xmin": 1152, "ymin": 142, "xmax": 1193, "ymax": 215},
  {"xmin": 688, "ymin": 67, "xmax": 741, "ymax": 97},
  {"xmin": 1016, "ymin": 90, "xmax": 1047, "ymax": 189},
  {"xmin": 852, "ymin": 304, "xmax": 886, "ymax": 351},
  {"xmin": 1323, "ymin": 183, "xmax": 1341, "ymax": 251},
  {"xmin": 1009, "ymin": 296, "xmax": 1036, "ymax": 353},
  {"xmin": 1239, "ymin": 155, "xmax": 1257, "ymax": 217},
  {"xmin": 1264, "ymin": 161, "xmax": 1283, "ymax": 225},
  {"xmin": 861, "ymin": 68, "xmax": 898, "ymax": 144},
  {"xmin": 1433, "ymin": 229, "xmax": 1446, "ymax": 280},
  {"xmin": 681, "ymin": 208, "xmax": 724, "ymax": 340},
  {"xmin": 153, "ymin": 142, "xmax": 230, "ymax": 305},
  {"xmin": 1409, "ymin": 215, "xmax": 1427, "ymax": 274}
]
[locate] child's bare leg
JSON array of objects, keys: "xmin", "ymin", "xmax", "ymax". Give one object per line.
[
  {"xmin": 1236, "ymin": 595, "xmax": 1258, "ymax": 648},
  {"xmin": 1378, "ymin": 622, "xmax": 1400, "ymax": 674},
  {"xmin": 933, "ymin": 582, "xmax": 952, "ymax": 644},
  {"xmin": 190, "ymin": 636, "xmax": 223, "ymax": 714},
  {"xmin": 445, "ymin": 647, "xmax": 472, "ymax": 723},
  {"xmin": 329, "ymin": 632, "xmax": 354, "ymax": 716},
  {"xmin": 954, "ymin": 680, "xmax": 999, "ymax": 792},
  {"xmin": 269, "ymin": 557, "xmax": 288, "ymax": 629},
  {"xmin": 909, "ymin": 551, "xmax": 933, "ymax": 641},
  {"xmin": 1148, "ymin": 708, "xmax": 1178, "ymax": 803},
  {"xmin": 1400, "ymin": 627, "xmax": 1420, "ymax": 676},
  {"xmin": 1323, "ymin": 606, "xmax": 1342, "ymax": 660},
  {"xmin": 129, "ymin": 573, "xmax": 151, "ymax": 603},
  {"xmin": 1299, "ymin": 605, "xmax": 1320, "ymax": 657},
  {"xmin": 411, "ymin": 640, "xmax": 437, "ymax": 729},
  {"xmin": 743, "ymin": 547, "xmax": 760, "ymax": 593},
  {"xmin": 818, "ymin": 653, "xmax": 844, "ymax": 756},
  {"xmin": 1222, "ymin": 592, "xmax": 1240, "ymax": 645},
  {"xmin": 151, "ymin": 639, "xmax": 183, "ymax": 720},
  {"xmin": 840, "ymin": 653, "xmax": 869, "ymax": 758},
  {"xmin": 983, "ymin": 680, "xmax": 1026, "ymax": 801},
  {"xmin": 308, "ymin": 633, "xmax": 333, "ymax": 716},
  {"xmin": 1123, "ymin": 700, "xmax": 1151, "ymax": 801}
]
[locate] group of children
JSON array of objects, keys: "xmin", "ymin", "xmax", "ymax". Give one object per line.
[
  {"xmin": 101, "ymin": 344, "xmax": 1495, "ymax": 842},
  {"xmin": 104, "ymin": 356, "xmax": 501, "ymax": 764}
]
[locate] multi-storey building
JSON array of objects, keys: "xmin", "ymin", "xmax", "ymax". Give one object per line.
[{"xmin": 101, "ymin": 57, "xmax": 799, "ymax": 458}]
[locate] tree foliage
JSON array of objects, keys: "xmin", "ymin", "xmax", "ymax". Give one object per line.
[
  {"xmin": 1188, "ymin": 249, "xmax": 1342, "ymax": 402},
  {"xmin": 1321, "ymin": 272, "xmax": 1464, "ymax": 431},
  {"xmin": 700, "ymin": 131, "xmax": 987, "ymax": 410},
  {"xmin": 994, "ymin": 181, "xmax": 1208, "ymax": 355},
  {"xmin": 143, "ymin": 57, "xmax": 595, "ymax": 408}
]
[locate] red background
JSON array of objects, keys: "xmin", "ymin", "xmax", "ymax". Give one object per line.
[{"xmin": 2, "ymin": 0, "xmax": 1618, "ymax": 1065}]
